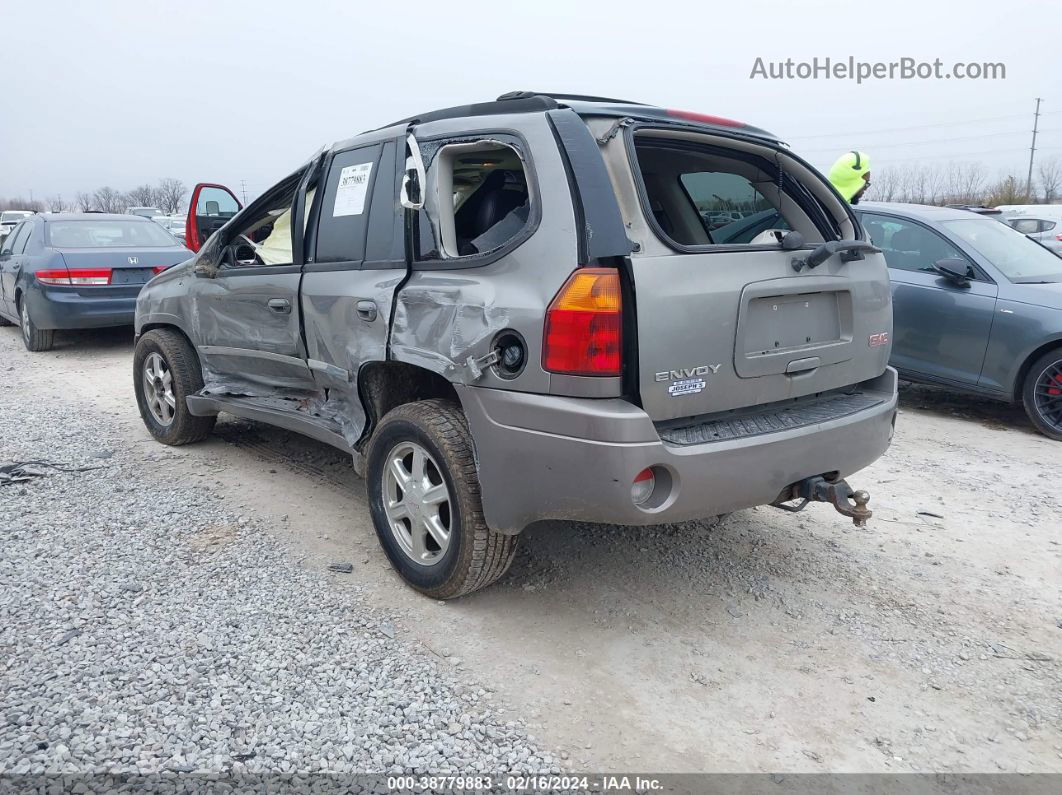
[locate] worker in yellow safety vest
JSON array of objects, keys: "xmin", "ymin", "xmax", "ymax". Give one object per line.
[{"xmin": 828, "ymin": 151, "xmax": 871, "ymax": 204}]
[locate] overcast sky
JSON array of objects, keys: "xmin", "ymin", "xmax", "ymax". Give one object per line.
[{"xmin": 1, "ymin": 0, "xmax": 1057, "ymax": 204}]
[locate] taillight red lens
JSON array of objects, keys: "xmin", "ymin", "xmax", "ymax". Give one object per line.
[
  {"xmin": 666, "ymin": 108, "xmax": 744, "ymax": 127},
  {"xmin": 542, "ymin": 268, "xmax": 622, "ymax": 376},
  {"xmin": 35, "ymin": 270, "xmax": 72, "ymax": 285},
  {"xmin": 36, "ymin": 268, "xmax": 111, "ymax": 286},
  {"xmin": 1056, "ymin": 234, "xmax": 1062, "ymax": 242},
  {"xmin": 152, "ymin": 266, "xmax": 169, "ymax": 274}
]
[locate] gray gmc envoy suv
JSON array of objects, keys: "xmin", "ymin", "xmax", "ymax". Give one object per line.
[{"xmin": 133, "ymin": 92, "xmax": 898, "ymax": 598}]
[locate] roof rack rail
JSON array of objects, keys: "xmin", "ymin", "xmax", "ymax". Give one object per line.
[{"xmin": 496, "ymin": 90, "xmax": 647, "ymax": 106}]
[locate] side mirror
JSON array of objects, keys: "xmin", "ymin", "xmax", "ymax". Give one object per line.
[
  {"xmin": 399, "ymin": 134, "xmax": 427, "ymax": 211},
  {"xmin": 932, "ymin": 258, "xmax": 972, "ymax": 287}
]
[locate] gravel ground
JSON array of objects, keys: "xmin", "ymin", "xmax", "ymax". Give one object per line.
[
  {"xmin": 0, "ymin": 385, "xmax": 560, "ymax": 777},
  {"xmin": 1, "ymin": 326, "xmax": 1061, "ymax": 779}
]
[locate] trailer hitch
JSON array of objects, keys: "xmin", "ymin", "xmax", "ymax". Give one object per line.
[{"xmin": 771, "ymin": 475, "xmax": 873, "ymax": 527}]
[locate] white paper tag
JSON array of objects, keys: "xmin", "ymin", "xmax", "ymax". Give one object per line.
[{"xmin": 332, "ymin": 162, "xmax": 373, "ymax": 217}]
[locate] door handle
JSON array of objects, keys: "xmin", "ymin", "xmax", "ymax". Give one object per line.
[
  {"xmin": 267, "ymin": 298, "xmax": 291, "ymax": 314},
  {"xmin": 356, "ymin": 299, "xmax": 377, "ymax": 322}
]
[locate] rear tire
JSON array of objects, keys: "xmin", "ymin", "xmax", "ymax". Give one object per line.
[
  {"xmin": 366, "ymin": 399, "xmax": 518, "ymax": 599},
  {"xmin": 133, "ymin": 329, "xmax": 216, "ymax": 445},
  {"xmin": 1022, "ymin": 349, "xmax": 1062, "ymax": 441},
  {"xmin": 19, "ymin": 297, "xmax": 54, "ymax": 352}
]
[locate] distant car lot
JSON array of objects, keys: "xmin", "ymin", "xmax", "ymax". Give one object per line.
[{"xmin": 1004, "ymin": 216, "xmax": 1062, "ymax": 254}]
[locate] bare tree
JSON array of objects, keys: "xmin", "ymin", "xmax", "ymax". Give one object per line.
[
  {"xmin": 75, "ymin": 191, "xmax": 96, "ymax": 212},
  {"xmin": 953, "ymin": 162, "xmax": 987, "ymax": 205},
  {"xmin": 126, "ymin": 183, "xmax": 159, "ymax": 210},
  {"xmin": 985, "ymin": 174, "xmax": 1029, "ymax": 206},
  {"xmin": 92, "ymin": 186, "xmax": 125, "ymax": 214},
  {"xmin": 0, "ymin": 197, "xmax": 44, "ymax": 212},
  {"xmin": 1037, "ymin": 157, "xmax": 1062, "ymax": 203},
  {"xmin": 46, "ymin": 194, "xmax": 69, "ymax": 213},
  {"xmin": 871, "ymin": 166, "xmax": 900, "ymax": 202},
  {"xmin": 155, "ymin": 177, "xmax": 187, "ymax": 215}
]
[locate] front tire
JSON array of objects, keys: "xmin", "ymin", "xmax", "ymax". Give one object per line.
[
  {"xmin": 133, "ymin": 329, "xmax": 216, "ymax": 445},
  {"xmin": 1022, "ymin": 349, "xmax": 1062, "ymax": 441},
  {"xmin": 366, "ymin": 399, "xmax": 518, "ymax": 599},
  {"xmin": 19, "ymin": 297, "xmax": 54, "ymax": 352}
]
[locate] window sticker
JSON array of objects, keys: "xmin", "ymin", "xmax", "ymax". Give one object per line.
[{"xmin": 332, "ymin": 162, "xmax": 374, "ymax": 217}]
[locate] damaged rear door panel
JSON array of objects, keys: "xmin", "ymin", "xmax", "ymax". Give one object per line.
[{"xmin": 299, "ymin": 136, "xmax": 408, "ymax": 446}]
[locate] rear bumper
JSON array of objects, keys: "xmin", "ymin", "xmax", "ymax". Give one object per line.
[
  {"xmin": 24, "ymin": 283, "xmax": 139, "ymax": 329},
  {"xmin": 458, "ymin": 368, "xmax": 898, "ymax": 534}
]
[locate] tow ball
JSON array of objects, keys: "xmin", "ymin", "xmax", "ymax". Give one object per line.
[{"xmin": 771, "ymin": 475, "xmax": 873, "ymax": 528}]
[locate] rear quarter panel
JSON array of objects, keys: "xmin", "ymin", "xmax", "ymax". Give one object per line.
[{"xmin": 388, "ymin": 112, "xmax": 582, "ymax": 395}]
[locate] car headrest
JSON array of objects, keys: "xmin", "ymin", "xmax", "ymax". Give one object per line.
[
  {"xmin": 456, "ymin": 170, "xmax": 526, "ymax": 240},
  {"xmin": 889, "ymin": 228, "xmax": 919, "ymax": 251}
]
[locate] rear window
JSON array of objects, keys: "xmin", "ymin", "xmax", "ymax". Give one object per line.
[
  {"xmin": 46, "ymin": 220, "xmax": 178, "ymax": 248},
  {"xmin": 632, "ymin": 134, "xmax": 827, "ymax": 249}
]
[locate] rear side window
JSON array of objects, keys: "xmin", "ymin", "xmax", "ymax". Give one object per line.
[
  {"xmin": 414, "ymin": 135, "xmax": 535, "ymax": 265},
  {"xmin": 1011, "ymin": 219, "xmax": 1040, "ymax": 234},
  {"xmin": 4, "ymin": 222, "xmax": 30, "ymax": 254},
  {"xmin": 632, "ymin": 134, "xmax": 834, "ymax": 250},
  {"xmin": 314, "ymin": 143, "xmax": 384, "ymax": 264}
]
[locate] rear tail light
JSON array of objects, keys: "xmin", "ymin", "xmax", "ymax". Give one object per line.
[
  {"xmin": 35, "ymin": 269, "xmax": 112, "ymax": 286},
  {"xmin": 1056, "ymin": 234, "xmax": 1062, "ymax": 242},
  {"xmin": 542, "ymin": 268, "xmax": 622, "ymax": 376},
  {"xmin": 152, "ymin": 266, "xmax": 169, "ymax": 274}
]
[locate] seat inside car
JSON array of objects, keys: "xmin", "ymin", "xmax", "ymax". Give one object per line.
[{"xmin": 454, "ymin": 169, "xmax": 527, "ymax": 253}]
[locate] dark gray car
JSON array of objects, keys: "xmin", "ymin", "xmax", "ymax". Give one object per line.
[
  {"xmin": 133, "ymin": 92, "xmax": 898, "ymax": 598},
  {"xmin": 857, "ymin": 202, "xmax": 1062, "ymax": 439},
  {"xmin": 0, "ymin": 213, "xmax": 191, "ymax": 351}
]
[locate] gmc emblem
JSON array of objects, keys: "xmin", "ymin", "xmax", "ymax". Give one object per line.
[{"xmin": 869, "ymin": 332, "xmax": 889, "ymax": 348}]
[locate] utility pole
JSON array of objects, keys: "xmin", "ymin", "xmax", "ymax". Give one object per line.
[
  {"xmin": 1026, "ymin": 97, "xmax": 1043, "ymax": 199},
  {"xmin": 240, "ymin": 180, "xmax": 248, "ymax": 205}
]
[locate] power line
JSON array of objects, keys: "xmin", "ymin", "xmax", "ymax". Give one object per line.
[
  {"xmin": 798, "ymin": 128, "xmax": 1057, "ymax": 153},
  {"xmin": 838, "ymin": 143, "xmax": 1062, "ymax": 165},
  {"xmin": 788, "ymin": 109, "xmax": 1062, "ymax": 141}
]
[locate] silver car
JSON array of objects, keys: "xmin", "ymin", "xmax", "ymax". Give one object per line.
[
  {"xmin": 1004, "ymin": 216, "xmax": 1062, "ymax": 254},
  {"xmin": 133, "ymin": 92, "xmax": 898, "ymax": 597},
  {"xmin": 858, "ymin": 203, "xmax": 1062, "ymax": 440}
]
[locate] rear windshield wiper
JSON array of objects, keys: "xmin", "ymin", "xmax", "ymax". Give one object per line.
[{"xmin": 792, "ymin": 239, "xmax": 881, "ymax": 272}]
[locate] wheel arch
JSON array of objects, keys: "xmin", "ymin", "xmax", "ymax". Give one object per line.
[
  {"xmin": 355, "ymin": 360, "xmax": 460, "ymax": 451},
  {"xmin": 1013, "ymin": 336, "xmax": 1062, "ymax": 400}
]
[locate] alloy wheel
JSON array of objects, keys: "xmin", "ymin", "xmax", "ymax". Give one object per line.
[
  {"xmin": 1033, "ymin": 358, "xmax": 1062, "ymax": 432},
  {"xmin": 382, "ymin": 441, "xmax": 452, "ymax": 566},
  {"xmin": 143, "ymin": 352, "xmax": 176, "ymax": 426}
]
